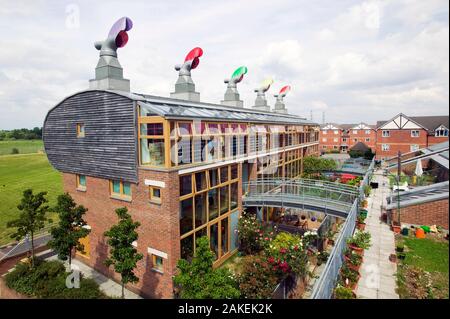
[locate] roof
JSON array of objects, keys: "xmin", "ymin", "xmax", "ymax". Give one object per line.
[
  {"xmin": 386, "ymin": 181, "xmax": 449, "ymax": 210},
  {"xmin": 350, "ymin": 141, "xmax": 371, "ymax": 152},
  {"xmin": 320, "ymin": 122, "xmax": 375, "ymax": 130},
  {"xmin": 117, "ymin": 91, "xmax": 318, "ymax": 125},
  {"xmin": 377, "ymin": 114, "xmax": 449, "ymax": 132}
]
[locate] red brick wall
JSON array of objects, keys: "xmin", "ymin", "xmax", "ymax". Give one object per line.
[
  {"xmin": 348, "ymin": 129, "xmax": 376, "ymax": 150},
  {"xmin": 64, "ymin": 169, "xmax": 180, "ymax": 299},
  {"xmin": 319, "ymin": 129, "xmax": 343, "ymax": 152},
  {"xmin": 427, "ymin": 135, "xmax": 449, "ymax": 146},
  {"xmin": 375, "ymin": 129, "xmax": 428, "ymax": 159},
  {"xmin": 389, "ymin": 199, "xmax": 449, "ymax": 230}
]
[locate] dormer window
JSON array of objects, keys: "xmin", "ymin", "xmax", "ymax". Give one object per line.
[{"xmin": 435, "ymin": 126, "xmax": 449, "ymax": 137}]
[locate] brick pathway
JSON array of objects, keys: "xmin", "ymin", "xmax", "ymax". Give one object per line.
[{"xmin": 356, "ymin": 170, "xmax": 399, "ymax": 299}]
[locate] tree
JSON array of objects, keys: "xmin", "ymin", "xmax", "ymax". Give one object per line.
[
  {"xmin": 302, "ymin": 156, "xmax": 337, "ymax": 176},
  {"xmin": 7, "ymin": 189, "xmax": 50, "ymax": 268},
  {"xmin": 174, "ymin": 236, "xmax": 240, "ymax": 299},
  {"xmin": 104, "ymin": 207, "xmax": 143, "ymax": 299},
  {"xmin": 48, "ymin": 193, "xmax": 90, "ymax": 267},
  {"xmin": 238, "ymin": 255, "xmax": 279, "ymax": 299}
]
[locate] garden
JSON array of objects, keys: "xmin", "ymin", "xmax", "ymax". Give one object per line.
[{"xmin": 395, "ymin": 231, "xmax": 449, "ymax": 299}]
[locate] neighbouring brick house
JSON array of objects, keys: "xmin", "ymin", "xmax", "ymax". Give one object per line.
[
  {"xmin": 319, "ymin": 122, "xmax": 376, "ymax": 154},
  {"xmin": 375, "ymin": 113, "xmax": 449, "ymax": 160},
  {"xmin": 43, "ymin": 19, "xmax": 319, "ymax": 298},
  {"xmin": 319, "ymin": 114, "xmax": 449, "ymax": 160}
]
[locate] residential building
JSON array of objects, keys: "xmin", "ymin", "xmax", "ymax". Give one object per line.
[
  {"xmin": 376, "ymin": 113, "xmax": 449, "ymax": 160},
  {"xmin": 42, "ymin": 19, "xmax": 319, "ymax": 298},
  {"xmin": 319, "ymin": 122, "xmax": 376, "ymax": 153}
]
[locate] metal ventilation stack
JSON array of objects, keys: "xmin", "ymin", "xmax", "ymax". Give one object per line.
[{"xmin": 89, "ymin": 17, "xmax": 133, "ymax": 92}]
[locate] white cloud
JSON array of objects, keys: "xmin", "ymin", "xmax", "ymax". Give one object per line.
[{"xmin": 0, "ymin": 0, "xmax": 448, "ymax": 129}]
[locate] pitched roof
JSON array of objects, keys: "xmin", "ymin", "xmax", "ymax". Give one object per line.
[
  {"xmin": 349, "ymin": 141, "xmax": 371, "ymax": 152},
  {"xmin": 377, "ymin": 114, "xmax": 449, "ymax": 132}
]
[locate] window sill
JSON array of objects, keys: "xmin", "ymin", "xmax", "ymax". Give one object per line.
[
  {"xmin": 151, "ymin": 268, "xmax": 164, "ymax": 275},
  {"xmin": 149, "ymin": 199, "xmax": 162, "ymax": 206},
  {"xmin": 76, "ymin": 187, "xmax": 86, "ymax": 192},
  {"xmin": 110, "ymin": 195, "xmax": 132, "ymax": 203}
]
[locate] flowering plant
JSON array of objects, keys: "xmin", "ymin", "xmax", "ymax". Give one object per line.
[{"xmin": 237, "ymin": 212, "xmax": 275, "ymax": 254}]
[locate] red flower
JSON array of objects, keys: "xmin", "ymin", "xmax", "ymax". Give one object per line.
[
  {"xmin": 267, "ymin": 256, "xmax": 275, "ymax": 264},
  {"xmin": 294, "ymin": 245, "xmax": 299, "ymax": 251},
  {"xmin": 280, "ymin": 248, "xmax": 287, "ymax": 254}
]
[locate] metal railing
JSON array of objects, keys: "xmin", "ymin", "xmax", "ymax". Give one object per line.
[
  {"xmin": 243, "ymin": 178, "xmax": 359, "ymax": 217},
  {"xmin": 310, "ymin": 157, "xmax": 375, "ymax": 299}
]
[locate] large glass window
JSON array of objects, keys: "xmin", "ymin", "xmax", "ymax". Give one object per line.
[
  {"xmin": 230, "ymin": 183, "xmax": 238, "ymax": 210},
  {"xmin": 209, "ymin": 168, "xmax": 219, "ymax": 188},
  {"xmin": 221, "ymin": 218, "xmax": 229, "ymax": 255},
  {"xmin": 194, "ymin": 192, "xmax": 207, "ymax": 228},
  {"xmin": 140, "ymin": 123, "xmax": 163, "ymax": 136},
  {"xmin": 220, "ymin": 166, "xmax": 228, "ymax": 184},
  {"xmin": 220, "ymin": 185, "xmax": 229, "ymax": 215},
  {"xmin": 181, "ymin": 234, "xmax": 194, "ymax": 261},
  {"xmin": 208, "ymin": 188, "xmax": 219, "ymax": 220},
  {"xmin": 140, "ymin": 138, "xmax": 165, "ymax": 166},
  {"xmin": 180, "ymin": 175, "xmax": 192, "ymax": 196},
  {"xmin": 180, "ymin": 198, "xmax": 193, "ymax": 235},
  {"xmin": 210, "ymin": 223, "xmax": 219, "ymax": 260},
  {"xmin": 195, "ymin": 171, "xmax": 207, "ymax": 192}
]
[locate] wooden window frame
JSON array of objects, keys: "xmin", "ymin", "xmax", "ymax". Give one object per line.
[
  {"xmin": 76, "ymin": 123, "xmax": 85, "ymax": 138},
  {"xmin": 76, "ymin": 174, "xmax": 86, "ymax": 191},
  {"xmin": 151, "ymin": 254, "xmax": 164, "ymax": 273},
  {"xmin": 110, "ymin": 180, "xmax": 132, "ymax": 201},
  {"xmin": 149, "ymin": 186, "xmax": 162, "ymax": 204}
]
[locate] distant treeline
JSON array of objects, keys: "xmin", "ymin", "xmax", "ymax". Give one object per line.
[{"xmin": 0, "ymin": 127, "xmax": 42, "ymax": 140}]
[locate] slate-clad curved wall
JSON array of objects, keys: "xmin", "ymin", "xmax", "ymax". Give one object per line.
[{"xmin": 43, "ymin": 90, "xmax": 138, "ymax": 183}]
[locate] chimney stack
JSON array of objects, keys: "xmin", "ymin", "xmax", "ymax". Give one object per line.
[
  {"xmin": 221, "ymin": 66, "xmax": 247, "ymax": 107},
  {"xmin": 252, "ymin": 78, "xmax": 273, "ymax": 112},
  {"xmin": 170, "ymin": 47, "xmax": 203, "ymax": 102},
  {"xmin": 89, "ymin": 17, "xmax": 133, "ymax": 92},
  {"xmin": 273, "ymin": 85, "xmax": 290, "ymax": 114}
]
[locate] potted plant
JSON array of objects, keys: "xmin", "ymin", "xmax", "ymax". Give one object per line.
[
  {"xmin": 317, "ymin": 251, "xmax": 329, "ymax": 266},
  {"xmin": 391, "ymin": 221, "xmax": 401, "ymax": 233},
  {"xmin": 347, "ymin": 231, "xmax": 371, "ymax": 256},
  {"xmin": 334, "ymin": 284, "xmax": 356, "ymax": 299},
  {"xmin": 340, "ymin": 265, "xmax": 360, "ymax": 290},
  {"xmin": 396, "ymin": 243, "xmax": 404, "ymax": 253},
  {"xmin": 356, "ymin": 215, "xmax": 366, "ymax": 231},
  {"xmin": 344, "ymin": 250, "xmax": 363, "ymax": 271},
  {"xmin": 361, "ymin": 199, "xmax": 368, "ymax": 208},
  {"xmin": 359, "ymin": 209, "xmax": 368, "ymax": 219}
]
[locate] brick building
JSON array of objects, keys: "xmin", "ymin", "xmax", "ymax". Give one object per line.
[
  {"xmin": 43, "ymin": 19, "xmax": 319, "ymax": 298},
  {"xmin": 319, "ymin": 122, "xmax": 376, "ymax": 153},
  {"xmin": 376, "ymin": 113, "xmax": 449, "ymax": 160}
]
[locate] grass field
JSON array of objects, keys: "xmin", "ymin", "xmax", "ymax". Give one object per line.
[
  {"xmin": 0, "ymin": 153, "xmax": 62, "ymax": 245},
  {"xmin": 396, "ymin": 234, "xmax": 449, "ymax": 299},
  {"xmin": 0, "ymin": 139, "xmax": 44, "ymax": 156}
]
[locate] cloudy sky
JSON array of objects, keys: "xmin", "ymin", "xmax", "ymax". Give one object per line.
[{"xmin": 0, "ymin": 0, "xmax": 448, "ymax": 129}]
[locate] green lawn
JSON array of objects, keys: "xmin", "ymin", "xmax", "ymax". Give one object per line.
[
  {"xmin": 0, "ymin": 139, "xmax": 44, "ymax": 156},
  {"xmin": 396, "ymin": 235, "xmax": 449, "ymax": 299},
  {"xmin": 0, "ymin": 153, "xmax": 62, "ymax": 245}
]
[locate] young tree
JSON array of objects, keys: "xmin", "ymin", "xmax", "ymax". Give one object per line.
[
  {"xmin": 7, "ymin": 189, "xmax": 50, "ymax": 268},
  {"xmin": 174, "ymin": 236, "xmax": 240, "ymax": 299},
  {"xmin": 48, "ymin": 193, "xmax": 90, "ymax": 267},
  {"xmin": 104, "ymin": 207, "xmax": 143, "ymax": 299}
]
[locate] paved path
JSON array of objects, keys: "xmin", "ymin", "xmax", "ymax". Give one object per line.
[
  {"xmin": 356, "ymin": 170, "xmax": 399, "ymax": 299},
  {"xmin": 45, "ymin": 253, "xmax": 142, "ymax": 299}
]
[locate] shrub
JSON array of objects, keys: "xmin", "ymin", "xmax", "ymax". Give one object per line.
[
  {"xmin": 334, "ymin": 285, "xmax": 355, "ymax": 299},
  {"xmin": 4, "ymin": 260, "xmax": 108, "ymax": 299},
  {"xmin": 317, "ymin": 251, "xmax": 329, "ymax": 265},
  {"xmin": 237, "ymin": 254, "xmax": 279, "ymax": 299},
  {"xmin": 363, "ymin": 185, "xmax": 372, "ymax": 197},
  {"xmin": 174, "ymin": 237, "xmax": 240, "ymax": 299},
  {"xmin": 340, "ymin": 264, "xmax": 359, "ymax": 284},
  {"xmin": 345, "ymin": 250, "xmax": 362, "ymax": 266},
  {"xmin": 268, "ymin": 232, "xmax": 302, "ymax": 253},
  {"xmin": 11, "ymin": 148, "xmax": 19, "ymax": 154}
]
